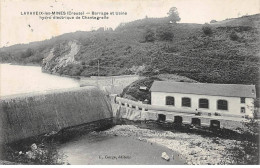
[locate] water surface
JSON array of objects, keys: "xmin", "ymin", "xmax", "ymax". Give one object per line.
[
  {"xmin": 0, "ymin": 64, "xmax": 80, "ymax": 96},
  {"xmin": 59, "ymin": 133, "xmax": 185, "ymax": 165}
]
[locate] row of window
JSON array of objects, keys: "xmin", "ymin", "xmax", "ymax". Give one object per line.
[
  {"xmin": 165, "ymin": 96, "xmax": 246, "ymax": 113},
  {"xmin": 165, "ymin": 96, "xmax": 228, "ymax": 110}
]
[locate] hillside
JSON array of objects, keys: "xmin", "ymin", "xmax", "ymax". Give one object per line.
[{"xmin": 0, "ymin": 14, "xmax": 259, "ymax": 89}]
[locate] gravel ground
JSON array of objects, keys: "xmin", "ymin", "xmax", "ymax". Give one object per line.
[{"xmin": 100, "ymin": 125, "xmax": 245, "ymax": 165}]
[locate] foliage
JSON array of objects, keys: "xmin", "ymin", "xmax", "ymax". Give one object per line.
[
  {"xmin": 224, "ymin": 118, "xmax": 259, "ymax": 165},
  {"xmin": 224, "ymin": 140, "xmax": 259, "ymax": 165},
  {"xmin": 21, "ymin": 48, "xmax": 33, "ymax": 58},
  {"xmin": 210, "ymin": 20, "xmax": 217, "ymax": 23},
  {"xmin": 3, "ymin": 142, "xmax": 67, "ymax": 165},
  {"xmin": 156, "ymin": 25, "xmax": 174, "ymax": 41},
  {"xmin": 167, "ymin": 7, "xmax": 181, "ymax": 23},
  {"xmin": 202, "ymin": 24, "xmax": 213, "ymax": 36},
  {"xmin": 229, "ymin": 31, "xmax": 239, "ymax": 41},
  {"xmin": 121, "ymin": 77, "xmax": 162, "ymax": 102},
  {"xmin": 144, "ymin": 28, "xmax": 155, "ymax": 42}
]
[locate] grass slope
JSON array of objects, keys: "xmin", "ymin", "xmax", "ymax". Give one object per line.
[{"xmin": 0, "ymin": 15, "xmax": 259, "ymax": 89}]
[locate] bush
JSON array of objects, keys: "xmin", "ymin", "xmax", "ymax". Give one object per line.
[
  {"xmin": 144, "ymin": 28, "xmax": 155, "ymax": 42},
  {"xmin": 121, "ymin": 77, "xmax": 162, "ymax": 103},
  {"xmin": 156, "ymin": 26, "xmax": 174, "ymax": 41},
  {"xmin": 210, "ymin": 20, "xmax": 217, "ymax": 23},
  {"xmin": 21, "ymin": 48, "xmax": 33, "ymax": 58},
  {"xmin": 224, "ymin": 119, "xmax": 259, "ymax": 164},
  {"xmin": 202, "ymin": 24, "xmax": 213, "ymax": 36},
  {"xmin": 230, "ymin": 31, "xmax": 239, "ymax": 41},
  {"xmin": 3, "ymin": 142, "xmax": 68, "ymax": 165}
]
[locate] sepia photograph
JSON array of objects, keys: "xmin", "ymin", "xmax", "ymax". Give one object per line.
[{"xmin": 0, "ymin": 0, "xmax": 259, "ymax": 166}]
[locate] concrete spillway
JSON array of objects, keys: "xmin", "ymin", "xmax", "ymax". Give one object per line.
[{"xmin": 0, "ymin": 86, "xmax": 113, "ymax": 144}]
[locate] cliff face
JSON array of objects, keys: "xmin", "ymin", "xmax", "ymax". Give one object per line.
[{"xmin": 42, "ymin": 41, "xmax": 80, "ymax": 74}]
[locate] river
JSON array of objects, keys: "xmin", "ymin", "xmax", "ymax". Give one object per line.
[{"xmin": 0, "ymin": 64, "xmax": 80, "ymax": 96}]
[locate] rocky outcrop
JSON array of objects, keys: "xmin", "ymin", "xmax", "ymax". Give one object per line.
[{"xmin": 42, "ymin": 41, "xmax": 80, "ymax": 74}]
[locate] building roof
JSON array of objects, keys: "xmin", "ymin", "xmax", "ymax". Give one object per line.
[{"xmin": 150, "ymin": 81, "xmax": 256, "ymax": 98}]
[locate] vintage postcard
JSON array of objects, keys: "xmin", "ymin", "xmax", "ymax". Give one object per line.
[{"xmin": 0, "ymin": 0, "xmax": 259, "ymax": 166}]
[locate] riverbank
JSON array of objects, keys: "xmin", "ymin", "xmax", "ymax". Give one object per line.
[
  {"xmin": 1, "ymin": 121, "xmax": 258, "ymax": 165},
  {"xmin": 9, "ymin": 62, "xmax": 41, "ymax": 67},
  {"xmin": 99, "ymin": 125, "xmax": 258, "ymax": 165}
]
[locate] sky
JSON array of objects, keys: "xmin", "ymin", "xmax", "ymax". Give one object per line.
[{"xmin": 0, "ymin": 0, "xmax": 259, "ymax": 47}]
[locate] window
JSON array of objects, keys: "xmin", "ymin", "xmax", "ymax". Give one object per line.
[
  {"xmin": 182, "ymin": 97, "xmax": 191, "ymax": 107},
  {"xmin": 241, "ymin": 107, "xmax": 245, "ymax": 113},
  {"xmin": 241, "ymin": 97, "xmax": 245, "ymax": 103},
  {"xmin": 217, "ymin": 100, "xmax": 228, "ymax": 110},
  {"xmin": 166, "ymin": 96, "xmax": 175, "ymax": 106},
  {"xmin": 199, "ymin": 99, "xmax": 209, "ymax": 109}
]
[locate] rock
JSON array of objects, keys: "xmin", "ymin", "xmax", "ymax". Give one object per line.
[
  {"xmin": 161, "ymin": 152, "xmax": 170, "ymax": 161},
  {"xmin": 45, "ymin": 130, "xmax": 58, "ymax": 136},
  {"xmin": 25, "ymin": 151, "xmax": 35, "ymax": 159},
  {"xmin": 31, "ymin": 143, "xmax": 37, "ymax": 151},
  {"xmin": 190, "ymin": 150, "xmax": 197, "ymax": 155},
  {"xmin": 187, "ymin": 161, "xmax": 192, "ymax": 165}
]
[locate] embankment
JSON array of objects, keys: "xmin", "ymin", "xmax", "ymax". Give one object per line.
[{"xmin": 0, "ymin": 86, "xmax": 113, "ymax": 145}]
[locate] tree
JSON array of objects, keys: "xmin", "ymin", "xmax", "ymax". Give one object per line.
[
  {"xmin": 156, "ymin": 26, "xmax": 174, "ymax": 41},
  {"xmin": 202, "ymin": 24, "xmax": 213, "ymax": 36},
  {"xmin": 97, "ymin": 27, "xmax": 104, "ymax": 32},
  {"xmin": 21, "ymin": 48, "xmax": 33, "ymax": 58},
  {"xmin": 167, "ymin": 7, "xmax": 181, "ymax": 23},
  {"xmin": 229, "ymin": 31, "xmax": 239, "ymax": 41},
  {"xmin": 210, "ymin": 20, "xmax": 217, "ymax": 23},
  {"xmin": 144, "ymin": 28, "xmax": 155, "ymax": 42}
]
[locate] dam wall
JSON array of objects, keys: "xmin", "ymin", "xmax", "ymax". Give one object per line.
[
  {"xmin": 0, "ymin": 86, "xmax": 113, "ymax": 144},
  {"xmin": 80, "ymin": 75, "xmax": 141, "ymax": 95}
]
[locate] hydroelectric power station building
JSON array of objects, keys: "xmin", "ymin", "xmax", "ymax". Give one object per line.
[{"xmin": 150, "ymin": 81, "xmax": 256, "ymax": 118}]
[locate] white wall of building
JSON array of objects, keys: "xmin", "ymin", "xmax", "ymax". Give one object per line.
[{"xmin": 151, "ymin": 92, "xmax": 254, "ymax": 116}]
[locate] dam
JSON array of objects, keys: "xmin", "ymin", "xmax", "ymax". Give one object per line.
[
  {"xmin": 0, "ymin": 64, "xmax": 186, "ymax": 165},
  {"xmin": 0, "ymin": 86, "xmax": 113, "ymax": 144}
]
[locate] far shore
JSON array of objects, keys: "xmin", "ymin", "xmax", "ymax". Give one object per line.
[{"xmin": 9, "ymin": 62, "xmax": 41, "ymax": 67}]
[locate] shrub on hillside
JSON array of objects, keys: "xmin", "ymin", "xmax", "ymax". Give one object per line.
[
  {"xmin": 202, "ymin": 24, "xmax": 213, "ymax": 36},
  {"xmin": 21, "ymin": 48, "xmax": 33, "ymax": 58},
  {"xmin": 156, "ymin": 26, "xmax": 174, "ymax": 41},
  {"xmin": 224, "ymin": 118, "xmax": 259, "ymax": 165},
  {"xmin": 229, "ymin": 31, "xmax": 239, "ymax": 41},
  {"xmin": 144, "ymin": 28, "xmax": 155, "ymax": 42},
  {"xmin": 210, "ymin": 20, "xmax": 217, "ymax": 23}
]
